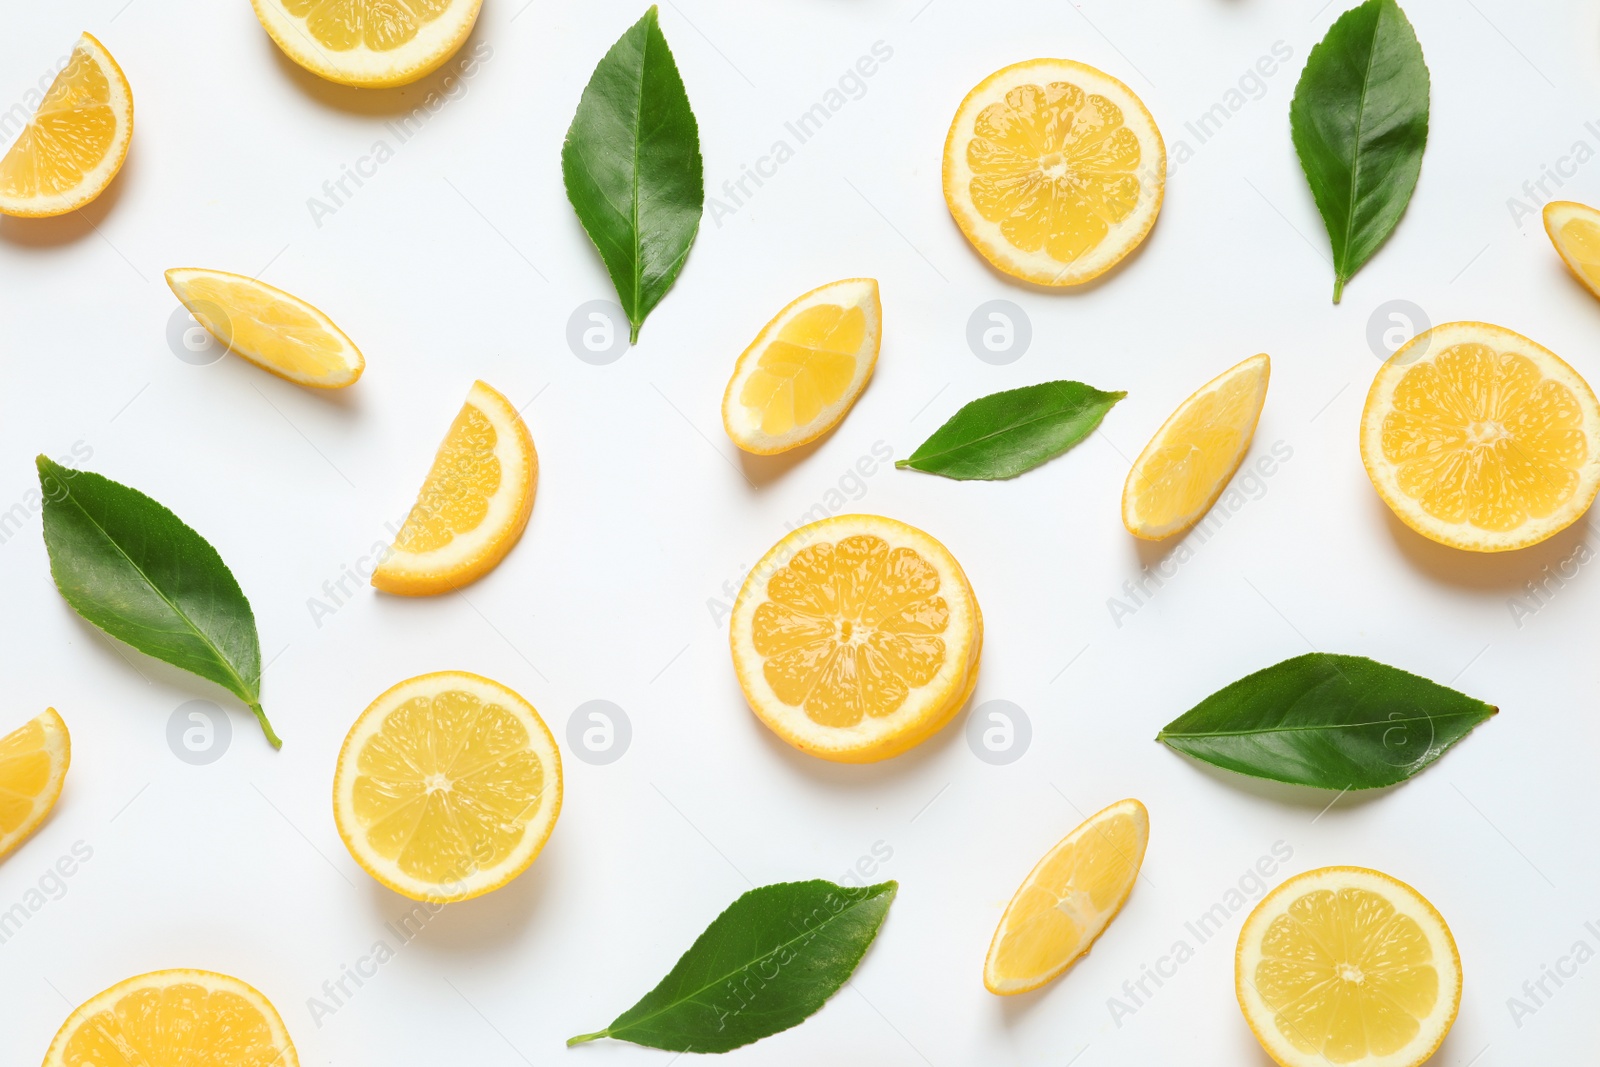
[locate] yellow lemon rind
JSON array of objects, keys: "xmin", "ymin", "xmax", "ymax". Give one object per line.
[
  {"xmin": 942, "ymin": 58, "xmax": 1165, "ymax": 287},
  {"xmin": 332, "ymin": 671, "xmax": 562, "ymax": 903},
  {"xmin": 721, "ymin": 278, "xmax": 882, "ymax": 455},
  {"xmin": 0, "ymin": 708, "xmax": 69, "ymax": 862},
  {"xmin": 250, "ymin": 0, "xmax": 483, "ymax": 88}
]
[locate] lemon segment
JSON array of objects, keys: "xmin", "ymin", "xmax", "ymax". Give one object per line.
[
  {"xmin": 983, "ymin": 798, "xmax": 1148, "ymax": 995},
  {"xmin": 0, "ymin": 34, "xmax": 133, "ymax": 218},
  {"xmin": 722, "ymin": 279, "xmax": 881, "ymax": 455},
  {"xmin": 250, "ymin": 0, "xmax": 482, "ymax": 88},
  {"xmin": 943, "ymin": 59, "xmax": 1164, "ymax": 286},
  {"xmin": 44, "ymin": 969, "xmax": 299, "ymax": 1067},
  {"xmin": 730, "ymin": 514, "xmax": 981, "ymax": 763},
  {"xmin": 1237, "ymin": 867, "xmax": 1461, "ymax": 1067},
  {"xmin": 1360, "ymin": 321, "xmax": 1600, "ymax": 552},
  {"xmin": 1123, "ymin": 353, "xmax": 1270, "ymax": 540},
  {"xmin": 0, "ymin": 709, "xmax": 69, "ymax": 862},
  {"xmin": 372, "ymin": 380, "xmax": 537, "ymax": 595},
  {"xmin": 333, "ymin": 671, "xmax": 561, "ymax": 902},
  {"xmin": 1544, "ymin": 200, "xmax": 1600, "ymax": 299},
  {"xmin": 165, "ymin": 269, "xmax": 365, "ymax": 388}
]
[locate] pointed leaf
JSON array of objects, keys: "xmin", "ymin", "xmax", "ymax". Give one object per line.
[{"xmin": 896, "ymin": 381, "xmax": 1124, "ymax": 480}]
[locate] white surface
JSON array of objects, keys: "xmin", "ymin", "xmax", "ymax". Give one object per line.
[{"xmin": 0, "ymin": 0, "xmax": 1594, "ymax": 1063}]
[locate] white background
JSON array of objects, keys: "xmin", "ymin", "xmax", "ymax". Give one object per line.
[{"xmin": 0, "ymin": 0, "xmax": 1595, "ymax": 1063}]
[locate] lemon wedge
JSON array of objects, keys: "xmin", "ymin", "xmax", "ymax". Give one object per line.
[{"xmin": 0, "ymin": 709, "xmax": 69, "ymax": 862}]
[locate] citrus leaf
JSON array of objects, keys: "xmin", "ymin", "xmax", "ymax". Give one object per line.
[
  {"xmin": 1157, "ymin": 654, "xmax": 1494, "ymax": 790},
  {"xmin": 562, "ymin": 5, "xmax": 703, "ymax": 343},
  {"xmin": 568, "ymin": 879, "xmax": 896, "ymax": 1053},
  {"xmin": 1290, "ymin": 0, "xmax": 1429, "ymax": 302},
  {"xmin": 36, "ymin": 456, "xmax": 279, "ymax": 748},
  {"xmin": 896, "ymin": 380, "xmax": 1124, "ymax": 480}
]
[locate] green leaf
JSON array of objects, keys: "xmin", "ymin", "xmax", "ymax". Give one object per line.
[
  {"xmin": 562, "ymin": 5, "xmax": 704, "ymax": 343},
  {"xmin": 37, "ymin": 457, "xmax": 279, "ymax": 748},
  {"xmin": 1157, "ymin": 654, "xmax": 1495, "ymax": 790},
  {"xmin": 1290, "ymin": 0, "xmax": 1429, "ymax": 303},
  {"xmin": 896, "ymin": 381, "xmax": 1125, "ymax": 480},
  {"xmin": 568, "ymin": 879, "xmax": 896, "ymax": 1053}
]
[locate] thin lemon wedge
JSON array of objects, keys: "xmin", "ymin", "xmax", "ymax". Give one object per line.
[
  {"xmin": 722, "ymin": 278, "xmax": 881, "ymax": 454},
  {"xmin": 372, "ymin": 380, "xmax": 536, "ymax": 595},
  {"xmin": 943, "ymin": 59, "xmax": 1164, "ymax": 286},
  {"xmin": 730, "ymin": 514, "xmax": 981, "ymax": 763},
  {"xmin": 983, "ymin": 798, "xmax": 1147, "ymax": 995},
  {"xmin": 1544, "ymin": 200, "xmax": 1600, "ymax": 300},
  {"xmin": 251, "ymin": 0, "xmax": 482, "ymax": 88},
  {"xmin": 333, "ymin": 671, "xmax": 561, "ymax": 902},
  {"xmin": 1123, "ymin": 353, "xmax": 1270, "ymax": 540},
  {"xmin": 1237, "ymin": 866, "xmax": 1461, "ymax": 1067},
  {"xmin": 165, "ymin": 269, "xmax": 365, "ymax": 388},
  {"xmin": 1361, "ymin": 321, "xmax": 1600, "ymax": 552},
  {"xmin": 0, "ymin": 34, "xmax": 132, "ymax": 218},
  {"xmin": 0, "ymin": 709, "xmax": 69, "ymax": 862},
  {"xmin": 44, "ymin": 969, "xmax": 298, "ymax": 1067}
]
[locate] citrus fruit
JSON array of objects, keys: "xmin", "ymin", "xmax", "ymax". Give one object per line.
[
  {"xmin": 44, "ymin": 969, "xmax": 298, "ymax": 1067},
  {"xmin": 372, "ymin": 380, "xmax": 536, "ymax": 595},
  {"xmin": 1544, "ymin": 200, "xmax": 1600, "ymax": 300},
  {"xmin": 1123, "ymin": 353, "xmax": 1270, "ymax": 540},
  {"xmin": 730, "ymin": 514, "xmax": 981, "ymax": 763},
  {"xmin": 165, "ymin": 269, "xmax": 364, "ymax": 388},
  {"xmin": 250, "ymin": 0, "xmax": 482, "ymax": 88},
  {"xmin": 0, "ymin": 34, "xmax": 132, "ymax": 218},
  {"xmin": 983, "ymin": 798, "xmax": 1148, "ymax": 995},
  {"xmin": 333, "ymin": 671, "xmax": 561, "ymax": 902},
  {"xmin": 1361, "ymin": 321, "xmax": 1600, "ymax": 552},
  {"xmin": 0, "ymin": 709, "xmax": 69, "ymax": 862},
  {"xmin": 943, "ymin": 59, "xmax": 1164, "ymax": 286},
  {"xmin": 1237, "ymin": 866, "xmax": 1461, "ymax": 1067},
  {"xmin": 722, "ymin": 278, "xmax": 881, "ymax": 455}
]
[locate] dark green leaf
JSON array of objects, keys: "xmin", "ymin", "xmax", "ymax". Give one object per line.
[
  {"xmin": 568, "ymin": 879, "xmax": 896, "ymax": 1053},
  {"xmin": 37, "ymin": 457, "xmax": 279, "ymax": 748},
  {"xmin": 1290, "ymin": 0, "xmax": 1429, "ymax": 302},
  {"xmin": 896, "ymin": 381, "xmax": 1124, "ymax": 480},
  {"xmin": 1157, "ymin": 654, "xmax": 1494, "ymax": 790},
  {"xmin": 562, "ymin": 5, "xmax": 703, "ymax": 343}
]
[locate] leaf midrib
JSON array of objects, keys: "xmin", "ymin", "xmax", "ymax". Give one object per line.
[
  {"xmin": 1160, "ymin": 707, "xmax": 1489, "ymax": 741},
  {"xmin": 628, "ymin": 16, "xmax": 650, "ymax": 322},
  {"xmin": 1334, "ymin": 1, "xmax": 1385, "ymax": 285},
  {"xmin": 911, "ymin": 389, "xmax": 1118, "ymax": 464}
]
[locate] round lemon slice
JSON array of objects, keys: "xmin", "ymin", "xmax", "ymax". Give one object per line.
[
  {"xmin": 0, "ymin": 708, "xmax": 69, "ymax": 862},
  {"xmin": 251, "ymin": 0, "xmax": 482, "ymax": 88},
  {"xmin": 0, "ymin": 33, "xmax": 132, "ymax": 218},
  {"xmin": 45, "ymin": 969, "xmax": 299, "ymax": 1067},
  {"xmin": 1544, "ymin": 200, "xmax": 1600, "ymax": 299},
  {"xmin": 730, "ymin": 514, "xmax": 981, "ymax": 763},
  {"xmin": 984, "ymin": 798, "xmax": 1148, "ymax": 995},
  {"xmin": 1123, "ymin": 353, "xmax": 1271, "ymax": 540},
  {"xmin": 165, "ymin": 269, "xmax": 365, "ymax": 388},
  {"xmin": 333, "ymin": 671, "xmax": 562, "ymax": 902},
  {"xmin": 1361, "ymin": 321, "xmax": 1600, "ymax": 552},
  {"xmin": 722, "ymin": 278, "xmax": 881, "ymax": 455},
  {"xmin": 943, "ymin": 59, "xmax": 1164, "ymax": 286},
  {"xmin": 1237, "ymin": 867, "xmax": 1461, "ymax": 1067},
  {"xmin": 372, "ymin": 380, "xmax": 536, "ymax": 596}
]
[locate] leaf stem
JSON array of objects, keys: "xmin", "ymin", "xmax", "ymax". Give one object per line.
[
  {"xmin": 250, "ymin": 702, "xmax": 283, "ymax": 749},
  {"xmin": 566, "ymin": 1030, "xmax": 611, "ymax": 1047},
  {"xmin": 1332, "ymin": 276, "xmax": 1344, "ymax": 304}
]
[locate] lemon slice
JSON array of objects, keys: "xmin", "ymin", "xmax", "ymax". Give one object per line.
[
  {"xmin": 0, "ymin": 709, "xmax": 69, "ymax": 862},
  {"xmin": 1544, "ymin": 200, "xmax": 1600, "ymax": 300},
  {"xmin": 251, "ymin": 0, "xmax": 482, "ymax": 88},
  {"xmin": 372, "ymin": 380, "xmax": 536, "ymax": 596},
  {"xmin": 943, "ymin": 59, "xmax": 1164, "ymax": 286},
  {"xmin": 45, "ymin": 969, "xmax": 299, "ymax": 1067},
  {"xmin": 165, "ymin": 269, "xmax": 365, "ymax": 388},
  {"xmin": 1237, "ymin": 867, "xmax": 1461, "ymax": 1067},
  {"xmin": 730, "ymin": 514, "xmax": 981, "ymax": 763},
  {"xmin": 983, "ymin": 798, "xmax": 1147, "ymax": 995},
  {"xmin": 721, "ymin": 279, "xmax": 882, "ymax": 455},
  {"xmin": 333, "ymin": 671, "xmax": 561, "ymax": 902},
  {"xmin": 0, "ymin": 34, "xmax": 132, "ymax": 218},
  {"xmin": 1361, "ymin": 321, "xmax": 1600, "ymax": 552},
  {"xmin": 1123, "ymin": 353, "xmax": 1270, "ymax": 540}
]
